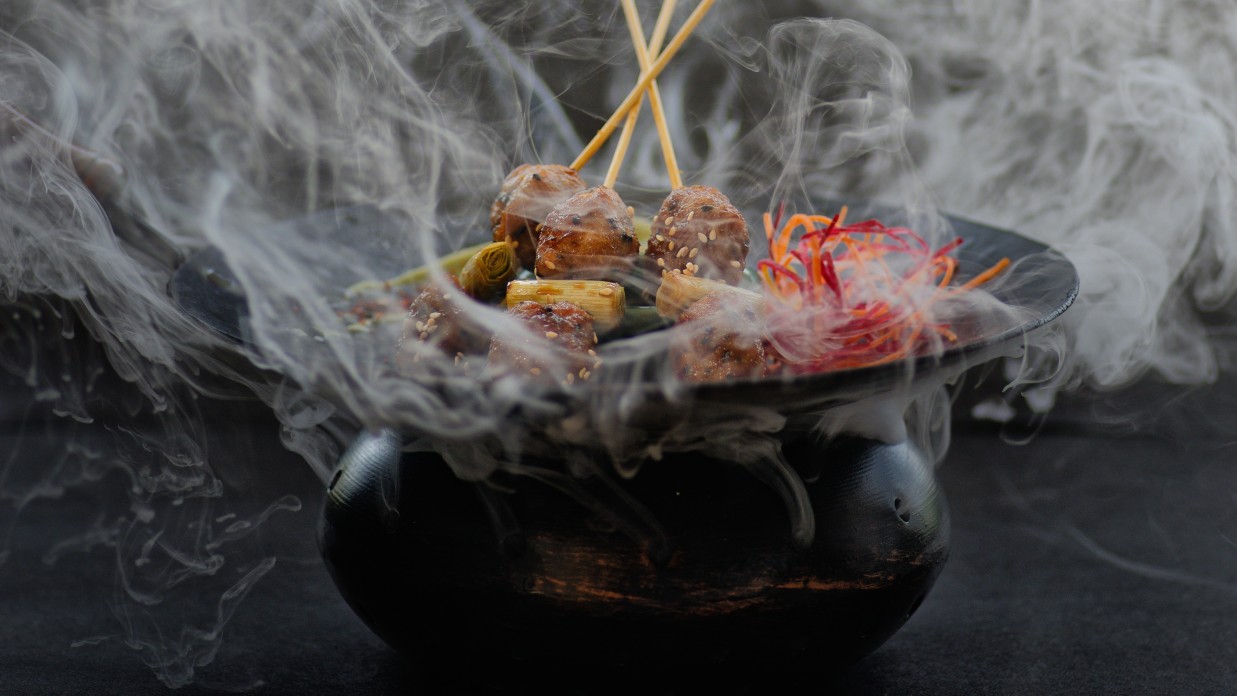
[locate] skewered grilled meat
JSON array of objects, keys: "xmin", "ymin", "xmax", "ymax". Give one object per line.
[
  {"xmin": 535, "ymin": 186, "xmax": 640, "ymax": 282},
  {"xmin": 395, "ymin": 278, "xmax": 488, "ymax": 371},
  {"xmin": 646, "ymin": 185, "xmax": 749, "ymax": 285},
  {"xmin": 488, "ymin": 301, "xmax": 601, "ymax": 387},
  {"xmin": 491, "ymin": 164, "xmax": 587, "ymax": 269},
  {"xmin": 671, "ymin": 292, "xmax": 766, "ymax": 382}
]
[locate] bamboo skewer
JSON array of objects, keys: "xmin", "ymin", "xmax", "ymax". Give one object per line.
[
  {"xmin": 571, "ymin": 0, "xmax": 715, "ymax": 172},
  {"xmin": 354, "ymin": 2, "xmax": 708, "ymax": 304},
  {"xmin": 621, "ymin": 0, "xmax": 683, "ymax": 190},
  {"xmin": 603, "ymin": 0, "xmax": 678, "ymax": 189}
]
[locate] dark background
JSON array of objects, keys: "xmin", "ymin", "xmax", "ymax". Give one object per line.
[
  {"xmin": 5, "ymin": 359, "xmax": 1237, "ymax": 695},
  {"xmin": 2, "ymin": 1, "xmax": 1234, "ymax": 692}
]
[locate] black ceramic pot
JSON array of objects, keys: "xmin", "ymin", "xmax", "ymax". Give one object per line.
[
  {"xmin": 167, "ymin": 202, "xmax": 1074, "ymax": 685},
  {"xmin": 320, "ymin": 429, "xmax": 949, "ymax": 687}
]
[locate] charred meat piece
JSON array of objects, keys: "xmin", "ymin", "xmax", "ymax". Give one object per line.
[
  {"xmin": 488, "ymin": 301, "xmax": 601, "ymax": 386},
  {"xmin": 671, "ymin": 293, "xmax": 766, "ymax": 383},
  {"xmin": 491, "ymin": 164, "xmax": 588, "ymax": 269},
  {"xmin": 395, "ymin": 278, "xmax": 488, "ymax": 372},
  {"xmin": 535, "ymin": 186, "xmax": 640, "ymax": 282},
  {"xmin": 646, "ymin": 186, "xmax": 749, "ymax": 285}
]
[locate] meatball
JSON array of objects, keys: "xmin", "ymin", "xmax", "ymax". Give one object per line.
[
  {"xmin": 671, "ymin": 293, "xmax": 766, "ymax": 383},
  {"xmin": 646, "ymin": 186, "xmax": 749, "ymax": 285},
  {"xmin": 488, "ymin": 301, "xmax": 601, "ymax": 386},
  {"xmin": 535, "ymin": 186, "xmax": 640, "ymax": 283},
  {"xmin": 491, "ymin": 164, "xmax": 587, "ymax": 269},
  {"xmin": 395, "ymin": 278, "xmax": 488, "ymax": 372}
]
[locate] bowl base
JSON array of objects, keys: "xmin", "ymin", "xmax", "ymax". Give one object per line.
[{"xmin": 321, "ymin": 431, "xmax": 950, "ymax": 682}]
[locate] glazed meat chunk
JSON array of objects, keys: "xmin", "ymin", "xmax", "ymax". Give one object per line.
[
  {"xmin": 491, "ymin": 164, "xmax": 587, "ymax": 269},
  {"xmin": 670, "ymin": 292, "xmax": 766, "ymax": 383},
  {"xmin": 646, "ymin": 186, "xmax": 749, "ymax": 285},
  {"xmin": 535, "ymin": 186, "xmax": 640, "ymax": 283},
  {"xmin": 488, "ymin": 301, "xmax": 601, "ymax": 386},
  {"xmin": 395, "ymin": 278, "xmax": 488, "ymax": 372}
]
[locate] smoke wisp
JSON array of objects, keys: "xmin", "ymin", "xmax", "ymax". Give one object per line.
[{"xmin": 2, "ymin": 0, "xmax": 1223, "ymax": 686}]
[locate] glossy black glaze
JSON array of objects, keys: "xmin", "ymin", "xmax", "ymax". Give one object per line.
[{"xmin": 320, "ymin": 429, "xmax": 949, "ymax": 685}]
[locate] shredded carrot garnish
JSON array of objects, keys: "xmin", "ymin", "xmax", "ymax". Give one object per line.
[
  {"xmin": 760, "ymin": 205, "xmax": 1011, "ymax": 373},
  {"xmin": 959, "ymin": 257, "xmax": 1011, "ymax": 291}
]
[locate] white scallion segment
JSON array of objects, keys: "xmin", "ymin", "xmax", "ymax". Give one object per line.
[
  {"xmin": 505, "ymin": 279, "xmax": 626, "ymax": 332},
  {"xmin": 655, "ymin": 271, "xmax": 762, "ymax": 319}
]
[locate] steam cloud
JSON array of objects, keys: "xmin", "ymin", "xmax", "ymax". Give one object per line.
[
  {"xmin": 0, "ymin": 0, "xmax": 1229, "ymax": 687},
  {"xmin": 831, "ymin": 0, "xmax": 1237, "ymax": 388}
]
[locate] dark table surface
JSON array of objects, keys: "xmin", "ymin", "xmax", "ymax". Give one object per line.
[{"xmin": 4, "ymin": 365, "xmax": 1237, "ymax": 695}]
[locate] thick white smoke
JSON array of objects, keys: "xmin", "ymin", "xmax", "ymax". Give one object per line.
[
  {"xmin": 0, "ymin": 0, "xmax": 1229, "ymax": 687},
  {"xmin": 823, "ymin": 0, "xmax": 1237, "ymax": 388}
]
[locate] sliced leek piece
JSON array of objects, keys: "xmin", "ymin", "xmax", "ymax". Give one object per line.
[
  {"xmin": 345, "ymin": 243, "xmax": 487, "ymax": 298},
  {"xmin": 655, "ymin": 271, "xmax": 762, "ymax": 320},
  {"xmin": 506, "ymin": 279, "xmax": 626, "ymax": 333}
]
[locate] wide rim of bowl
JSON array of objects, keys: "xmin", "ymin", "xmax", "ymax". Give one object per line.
[{"xmin": 170, "ymin": 204, "xmax": 1078, "ymax": 413}]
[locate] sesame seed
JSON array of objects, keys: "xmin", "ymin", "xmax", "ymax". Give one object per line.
[
  {"xmin": 415, "ymin": 321, "xmax": 425, "ymax": 332},
  {"xmin": 709, "ymin": 230, "xmax": 717, "ymax": 240},
  {"xmin": 581, "ymin": 370, "xmax": 592, "ymax": 380},
  {"xmin": 668, "ymin": 227, "xmax": 677, "ymax": 236},
  {"xmin": 657, "ymin": 258, "xmax": 666, "ymax": 267},
  {"xmin": 429, "ymin": 312, "xmax": 442, "ymax": 319},
  {"xmin": 442, "ymin": 293, "xmax": 454, "ymax": 300},
  {"xmin": 697, "ymin": 232, "xmax": 708, "ymax": 244},
  {"xmin": 599, "ymin": 287, "xmax": 614, "ymax": 297},
  {"xmin": 588, "ymin": 349, "xmax": 597, "ymax": 356},
  {"xmin": 545, "ymin": 331, "xmax": 558, "ymax": 339},
  {"xmin": 656, "ymin": 234, "xmax": 666, "ymax": 242},
  {"xmin": 626, "ymin": 206, "xmax": 635, "ymax": 218},
  {"xmin": 578, "ymin": 368, "xmax": 588, "ymax": 378},
  {"xmin": 593, "ymin": 332, "xmax": 599, "ymax": 344},
  {"xmin": 730, "ymin": 260, "xmax": 743, "ymax": 268},
  {"xmin": 669, "ymin": 241, "xmax": 676, "ymax": 251},
  {"xmin": 566, "ymin": 373, "xmax": 575, "ymax": 385},
  {"xmin": 530, "ymin": 367, "xmax": 542, "ymax": 375},
  {"xmin": 689, "ymin": 248, "xmax": 699, "ymax": 258},
  {"xmin": 687, "ymin": 211, "xmax": 695, "ymax": 221},
  {"xmin": 666, "ymin": 216, "xmax": 675, "ymax": 225},
  {"xmin": 677, "ymin": 247, "xmax": 688, "ymax": 258},
  {"xmin": 545, "ymin": 260, "xmax": 556, "ymax": 270}
]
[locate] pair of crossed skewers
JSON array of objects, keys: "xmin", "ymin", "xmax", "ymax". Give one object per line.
[{"xmin": 572, "ymin": 0, "xmax": 715, "ymax": 191}]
